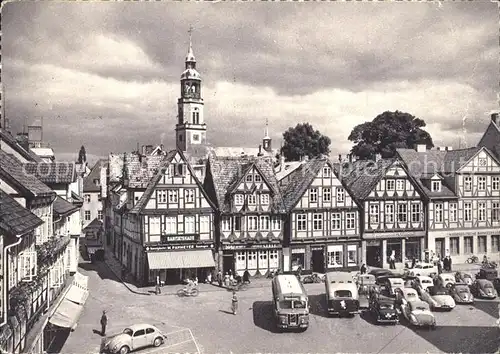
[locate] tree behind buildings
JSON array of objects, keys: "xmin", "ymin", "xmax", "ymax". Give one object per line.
[{"xmin": 280, "ymin": 123, "xmax": 331, "ymax": 161}]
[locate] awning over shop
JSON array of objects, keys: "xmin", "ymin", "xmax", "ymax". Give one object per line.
[
  {"xmin": 147, "ymin": 250, "xmax": 215, "ymax": 270},
  {"xmin": 72, "ymin": 272, "xmax": 89, "ymax": 290},
  {"xmin": 65, "ymin": 285, "xmax": 89, "ymax": 305},
  {"xmin": 48, "ymin": 298, "xmax": 84, "ymax": 329},
  {"xmin": 86, "ymin": 246, "xmax": 103, "ymax": 255}
]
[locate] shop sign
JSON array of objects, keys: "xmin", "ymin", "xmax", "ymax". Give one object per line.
[
  {"xmin": 161, "ymin": 234, "xmax": 199, "ymax": 242},
  {"xmin": 431, "ymin": 229, "xmax": 498, "ymax": 238},
  {"xmin": 366, "ymin": 240, "xmax": 381, "ymax": 246},
  {"xmin": 310, "ymin": 245, "xmax": 324, "ymax": 251},
  {"xmin": 363, "ymin": 231, "xmax": 425, "ymax": 239},
  {"xmin": 292, "ymin": 248, "xmax": 306, "ymax": 254},
  {"xmin": 223, "ymin": 243, "xmax": 281, "ymax": 250},
  {"xmin": 147, "ymin": 244, "xmax": 212, "ymax": 251}
]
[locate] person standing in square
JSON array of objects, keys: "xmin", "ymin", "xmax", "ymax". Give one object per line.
[{"xmin": 100, "ymin": 310, "xmax": 108, "ymax": 336}]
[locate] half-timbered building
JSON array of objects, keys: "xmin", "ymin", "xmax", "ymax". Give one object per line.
[
  {"xmin": 398, "ymin": 145, "xmax": 500, "ymax": 263},
  {"xmin": 204, "ymin": 155, "xmax": 286, "ymax": 277},
  {"xmin": 279, "ymin": 157, "xmax": 361, "ymax": 272},
  {"xmin": 343, "ymin": 158, "xmax": 426, "ymax": 268},
  {"xmin": 120, "ymin": 150, "xmax": 216, "ymax": 285}
]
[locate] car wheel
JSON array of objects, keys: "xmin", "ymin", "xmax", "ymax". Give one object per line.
[
  {"xmin": 119, "ymin": 346, "xmax": 130, "ymax": 354},
  {"xmin": 154, "ymin": 337, "xmax": 163, "ymax": 347}
]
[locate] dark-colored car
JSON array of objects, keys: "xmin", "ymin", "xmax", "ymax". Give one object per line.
[
  {"xmin": 448, "ymin": 282, "xmax": 474, "ymax": 304},
  {"xmin": 476, "ymin": 268, "xmax": 498, "ymax": 281},
  {"xmin": 470, "ymin": 279, "xmax": 498, "ymax": 299},
  {"xmin": 369, "ymin": 269, "xmax": 396, "ymax": 279},
  {"xmin": 493, "ymin": 277, "xmax": 500, "ymax": 294},
  {"xmin": 369, "ymin": 293, "xmax": 398, "ymax": 325}
]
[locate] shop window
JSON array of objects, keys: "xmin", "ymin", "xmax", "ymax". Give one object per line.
[
  {"xmin": 291, "ymin": 251, "xmax": 305, "ymax": 269},
  {"xmin": 247, "ymin": 251, "xmax": 257, "ymax": 269},
  {"xmin": 347, "ymin": 245, "xmax": 357, "ymax": 266},
  {"xmin": 297, "ymin": 214, "xmax": 307, "ymax": 231},
  {"xmin": 478, "ymin": 236, "xmax": 487, "ymax": 253},
  {"xmin": 327, "ymin": 245, "xmax": 343, "ymax": 268},
  {"xmin": 323, "ymin": 188, "xmax": 331, "ymax": 202},
  {"xmin": 405, "ymin": 239, "xmax": 421, "ymax": 260},
  {"xmin": 385, "ymin": 204, "xmax": 394, "ymax": 224},
  {"xmin": 478, "ymin": 203, "xmax": 486, "ymax": 222},
  {"xmin": 450, "ymin": 237, "xmax": 459, "ymax": 255},
  {"xmin": 386, "ymin": 240, "xmax": 402, "ymax": 263},
  {"xmin": 258, "ymin": 251, "xmax": 268, "ymax": 270},
  {"xmin": 449, "ymin": 203, "xmax": 457, "ymax": 222},
  {"xmin": 492, "ymin": 236, "xmax": 500, "ymax": 252},
  {"xmin": 269, "ymin": 250, "xmax": 279, "ymax": 269},
  {"xmin": 236, "ymin": 251, "xmax": 247, "ymax": 272},
  {"xmin": 464, "ymin": 236, "xmax": 473, "ymax": 254},
  {"xmin": 309, "ymin": 188, "xmax": 318, "ymax": 203},
  {"xmin": 464, "ymin": 202, "xmax": 472, "ymax": 222},
  {"xmin": 331, "ymin": 213, "xmax": 341, "ymax": 230}
]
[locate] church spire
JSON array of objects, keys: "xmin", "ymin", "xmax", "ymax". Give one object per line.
[
  {"xmin": 185, "ymin": 25, "xmax": 196, "ymax": 68},
  {"xmin": 263, "ymin": 118, "xmax": 272, "ymax": 152}
]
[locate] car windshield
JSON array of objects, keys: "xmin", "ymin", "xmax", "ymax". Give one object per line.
[
  {"xmin": 123, "ymin": 328, "xmax": 133, "ymax": 336},
  {"xmin": 407, "ymin": 293, "xmax": 417, "ymax": 299},
  {"xmin": 293, "ymin": 300, "xmax": 306, "ymax": 308},
  {"xmin": 456, "ymin": 286, "xmax": 469, "ymax": 293},
  {"xmin": 380, "ymin": 303, "xmax": 394, "ymax": 309},
  {"xmin": 334, "ymin": 290, "xmax": 352, "ymax": 297},
  {"xmin": 414, "ymin": 304, "xmax": 429, "ymax": 311},
  {"xmin": 483, "ymin": 283, "xmax": 494, "ymax": 289},
  {"xmin": 422, "ymin": 279, "xmax": 432, "ymax": 284},
  {"xmin": 431, "ymin": 288, "xmax": 448, "ymax": 296}
]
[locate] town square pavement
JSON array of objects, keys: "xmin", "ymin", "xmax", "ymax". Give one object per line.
[{"xmin": 61, "ymin": 260, "xmax": 500, "ymax": 354}]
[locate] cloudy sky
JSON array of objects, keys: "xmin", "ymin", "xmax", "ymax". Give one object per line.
[{"xmin": 3, "ymin": 1, "xmax": 497, "ymax": 164}]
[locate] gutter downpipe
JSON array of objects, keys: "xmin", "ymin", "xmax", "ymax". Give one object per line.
[{"xmin": 1, "ymin": 234, "xmax": 24, "ymax": 327}]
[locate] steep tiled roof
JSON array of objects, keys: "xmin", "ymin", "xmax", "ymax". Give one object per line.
[
  {"xmin": 443, "ymin": 147, "xmax": 482, "ymax": 173},
  {"xmin": 24, "ymin": 162, "xmax": 77, "ymax": 184},
  {"xmin": 0, "ymin": 129, "xmax": 42, "ymax": 162},
  {"xmin": 207, "ymin": 155, "xmax": 285, "ymax": 213},
  {"xmin": 53, "ymin": 196, "xmax": 79, "ymax": 217},
  {"xmin": 83, "ymin": 159, "xmax": 108, "ymax": 192},
  {"xmin": 342, "ymin": 158, "xmax": 397, "ymax": 200},
  {"xmin": 478, "ymin": 121, "xmax": 500, "ymax": 159},
  {"xmin": 0, "ymin": 150, "xmax": 55, "ymax": 197},
  {"xmin": 83, "ymin": 218, "xmax": 103, "ymax": 231},
  {"xmin": 0, "ymin": 190, "xmax": 43, "ymax": 235}
]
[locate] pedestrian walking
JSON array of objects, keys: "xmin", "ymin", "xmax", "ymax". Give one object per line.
[
  {"xmin": 100, "ymin": 310, "xmax": 108, "ymax": 336},
  {"xmin": 437, "ymin": 257, "xmax": 442, "ymax": 274},
  {"xmin": 447, "ymin": 256, "xmax": 452, "ymax": 272},
  {"xmin": 360, "ymin": 263, "xmax": 367, "ymax": 274},
  {"xmin": 389, "ymin": 252, "xmax": 396, "ymax": 270},
  {"xmin": 231, "ymin": 291, "xmax": 238, "ymax": 315},
  {"xmin": 155, "ymin": 276, "xmax": 161, "ymax": 295}
]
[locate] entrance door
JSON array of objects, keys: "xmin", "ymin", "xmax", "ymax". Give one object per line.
[
  {"xmin": 366, "ymin": 245, "xmax": 382, "ymax": 267},
  {"xmin": 311, "ymin": 249, "xmax": 325, "ymax": 273},
  {"xmin": 223, "ymin": 253, "xmax": 235, "ymax": 274},
  {"xmin": 435, "ymin": 238, "xmax": 445, "ymax": 259}
]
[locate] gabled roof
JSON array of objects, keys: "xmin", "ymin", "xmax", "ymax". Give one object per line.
[
  {"xmin": 24, "ymin": 161, "xmax": 77, "ymax": 184},
  {"xmin": 71, "ymin": 191, "xmax": 84, "ymax": 203},
  {"xmin": 0, "ymin": 190, "xmax": 44, "ymax": 235},
  {"xmin": 478, "ymin": 121, "xmax": 500, "ymax": 159},
  {"xmin": 206, "ymin": 155, "xmax": 285, "ymax": 213},
  {"xmin": 83, "ymin": 218, "xmax": 103, "ymax": 231},
  {"xmin": 83, "ymin": 159, "xmax": 108, "ymax": 192},
  {"xmin": 0, "ymin": 150, "xmax": 55, "ymax": 198},
  {"xmin": 53, "ymin": 196, "xmax": 80, "ymax": 217},
  {"xmin": 0, "ymin": 129, "xmax": 42, "ymax": 162}
]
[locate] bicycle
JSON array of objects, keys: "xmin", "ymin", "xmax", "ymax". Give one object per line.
[
  {"xmin": 302, "ymin": 273, "xmax": 324, "ymax": 284},
  {"xmin": 466, "ymin": 255, "xmax": 479, "ymax": 264},
  {"xmin": 177, "ymin": 286, "xmax": 199, "ymax": 297}
]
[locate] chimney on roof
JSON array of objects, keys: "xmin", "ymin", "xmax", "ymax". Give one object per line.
[
  {"xmin": 257, "ymin": 145, "xmax": 263, "ymax": 157},
  {"xmin": 491, "ymin": 112, "xmax": 500, "ymax": 127},
  {"xmin": 374, "ymin": 153, "xmax": 381, "ymax": 162},
  {"xmin": 416, "ymin": 144, "xmax": 427, "ymax": 153}
]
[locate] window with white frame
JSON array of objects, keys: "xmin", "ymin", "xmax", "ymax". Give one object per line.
[
  {"xmin": 168, "ymin": 190, "xmax": 178, "ymax": 203},
  {"xmin": 260, "ymin": 216, "xmax": 270, "ymax": 230},
  {"xmin": 449, "ymin": 202, "xmax": 458, "ymax": 222},
  {"xmin": 331, "ymin": 213, "xmax": 341, "ymax": 230},
  {"xmin": 464, "ymin": 202, "xmax": 472, "ymax": 221},
  {"xmin": 370, "ymin": 204, "xmax": 379, "ymax": 223},
  {"xmin": 309, "ymin": 188, "xmax": 318, "ymax": 203},
  {"xmin": 478, "ymin": 202, "xmax": 486, "ymax": 221},
  {"xmin": 411, "ymin": 203, "xmax": 421, "ymax": 223},
  {"xmin": 478, "ymin": 176, "xmax": 486, "ymax": 191},
  {"xmin": 84, "ymin": 194, "xmax": 91, "ymax": 203},
  {"xmin": 233, "ymin": 216, "xmax": 241, "ymax": 231},
  {"xmin": 185, "ymin": 216, "xmax": 195, "ymax": 233},
  {"xmin": 323, "ymin": 166, "xmax": 331, "ymax": 177},
  {"xmin": 157, "ymin": 190, "xmax": 167, "ymax": 203},
  {"xmin": 327, "ymin": 245, "xmax": 343, "ymax": 268},
  {"xmin": 200, "ymin": 216, "xmax": 210, "ymax": 235},
  {"xmin": 431, "ymin": 180, "xmax": 441, "ymax": 192},
  {"xmin": 254, "ymin": 174, "xmax": 262, "ymax": 182},
  {"xmin": 271, "ymin": 216, "xmax": 281, "ymax": 230},
  {"xmin": 184, "ymin": 189, "xmax": 195, "ymax": 203},
  {"xmin": 493, "ymin": 177, "xmax": 500, "ymax": 191},
  {"xmin": 235, "ymin": 194, "xmax": 244, "ymax": 205},
  {"xmin": 346, "ymin": 213, "xmax": 355, "ymax": 229},
  {"xmin": 347, "ymin": 245, "xmax": 357, "ymax": 266},
  {"xmin": 336, "ymin": 188, "xmax": 345, "ymax": 202},
  {"xmin": 313, "ymin": 214, "xmax": 323, "ymax": 230},
  {"xmin": 247, "ymin": 194, "xmax": 257, "ymax": 205},
  {"xmin": 260, "ymin": 194, "xmax": 270, "ymax": 205},
  {"xmin": 464, "ymin": 176, "xmax": 472, "ymax": 191},
  {"xmin": 297, "ymin": 214, "xmax": 307, "ymax": 231},
  {"xmin": 165, "ymin": 216, "xmax": 177, "ymax": 234},
  {"xmin": 434, "ymin": 203, "xmax": 443, "ymax": 223},
  {"xmin": 385, "ymin": 204, "xmax": 394, "ymax": 224},
  {"xmin": 323, "ymin": 188, "xmax": 331, "ymax": 202},
  {"xmin": 386, "ymin": 179, "xmax": 395, "ymax": 191},
  {"xmin": 493, "ymin": 203, "xmax": 500, "ymax": 222},
  {"xmin": 397, "ymin": 203, "xmax": 407, "ymax": 223},
  {"xmin": 396, "ymin": 179, "xmax": 405, "ymax": 191},
  {"xmin": 149, "ymin": 216, "xmax": 161, "ymax": 235},
  {"xmin": 84, "ymin": 211, "xmax": 91, "ymax": 221},
  {"xmin": 221, "ymin": 216, "xmax": 231, "ymax": 232},
  {"xmin": 248, "ymin": 216, "xmax": 258, "ymax": 231}
]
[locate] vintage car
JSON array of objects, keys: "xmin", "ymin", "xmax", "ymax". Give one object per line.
[
  {"xmin": 470, "ymin": 279, "xmax": 498, "ymax": 299},
  {"xmin": 476, "ymin": 268, "xmax": 498, "ymax": 281},
  {"xmin": 386, "ymin": 277, "xmax": 405, "ymax": 296},
  {"xmin": 412, "ymin": 276, "xmax": 434, "ymax": 293},
  {"xmin": 369, "ymin": 269, "xmax": 396, "ymax": 279},
  {"xmin": 369, "ymin": 293, "xmax": 398, "ymax": 325},
  {"xmin": 409, "ymin": 263, "xmax": 438, "ymax": 277},
  {"xmin": 394, "ymin": 287, "xmax": 420, "ymax": 307},
  {"xmin": 101, "ymin": 324, "xmax": 166, "ymax": 354},
  {"xmin": 357, "ymin": 274, "xmax": 377, "ymax": 294},
  {"xmin": 420, "ymin": 286, "xmax": 456, "ymax": 310},
  {"xmin": 448, "ymin": 282, "xmax": 474, "ymax": 304},
  {"xmin": 455, "ymin": 271, "xmax": 473, "ymax": 286},
  {"xmin": 400, "ymin": 300, "xmax": 436, "ymax": 328},
  {"xmin": 436, "ymin": 273, "xmax": 456, "ymax": 288},
  {"xmin": 325, "ymin": 272, "xmax": 360, "ymax": 316}
]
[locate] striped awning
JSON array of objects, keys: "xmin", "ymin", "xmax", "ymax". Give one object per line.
[
  {"xmin": 147, "ymin": 250, "xmax": 215, "ymax": 270},
  {"xmin": 49, "ymin": 298, "xmax": 84, "ymax": 329}
]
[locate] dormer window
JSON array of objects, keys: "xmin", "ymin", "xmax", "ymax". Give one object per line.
[
  {"xmin": 174, "ymin": 163, "xmax": 186, "ymax": 176},
  {"xmin": 431, "ymin": 180, "xmax": 441, "ymax": 192},
  {"xmin": 246, "ymin": 174, "xmax": 253, "ymax": 182},
  {"xmin": 94, "ymin": 179, "xmax": 100, "ymax": 186},
  {"xmin": 323, "ymin": 167, "xmax": 331, "ymax": 177},
  {"xmin": 386, "ymin": 179, "xmax": 395, "ymax": 191},
  {"xmin": 235, "ymin": 194, "xmax": 244, "ymax": 205},
  {"xmin": 254, "ymin": 174, "xmax": 262, "ymax": 182}
]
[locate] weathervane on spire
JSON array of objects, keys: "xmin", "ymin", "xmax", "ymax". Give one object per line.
[
  {"xmin": 265, "ymin": 118, "xmax": 269, "ymax": 138},
  {"xmin": 188, "ymin": 25, "xmax": 194, "ymax": 47}
]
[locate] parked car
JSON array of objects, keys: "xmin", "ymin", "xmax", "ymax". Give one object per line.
[
  {"xmin": 470, "ymin": 279, "xmax": 498, "ymax": 299},
  {"xmin": 385, "ymin": 277, "xmax": 405, "ymax": 296},
  {"xmin": 357, "ymin": 274, "xmax": 377, "ymax": 294},
  {"xmin": 369, "ymin": 293, "xmax": 398, "ymax": 325},
  {"xmin": 400, "ymin": 300, "xmax": 436, "ymax": 329},
  {"xmin": 100, "ymin": 324, "xmax": 166, "ymax": 354},
  {"xmin": 448, "ymin": 282, "xmax": 474, "ymax": 304},
  {"xmin": 476, "ymin": 268, "xmax": 498, "ymax": 281},
  {"xmin": 412, "ymin": 276, "xmax": 434, "ymax": 294},
  {"xmin": 395, "ymin": 287, "xmax": 420, "ymax": 307},
  {"xmin": 409, "ymin": 263, "xmax": 438, "ymax": 277},
  {"xmin": 455, "ymin": 271, "xmax": 473, "ymax": 286},
  {"xmin": 420, "ymin": 286, "xmax": 456, "ymax": 310},
  {"xmin": 436, "ymin": 273, "xmax": 456, "ymax": 288},
  {"xmin": 369, "ymin": 269, "xmax": 396, "ymax": 280}
]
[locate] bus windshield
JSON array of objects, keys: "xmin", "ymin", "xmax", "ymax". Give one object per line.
[
  {"xmin": 279, "ymin": 300, "xmax": 306, "ymax": 309},
  {"xmin": 334, "ymin": 290, "xmax": 352, "ymax": 298}
]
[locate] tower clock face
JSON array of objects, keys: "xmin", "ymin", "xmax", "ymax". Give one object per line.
[{"xmin": 192, "ymin": 134, "xmax": 200, "ymax": 142}]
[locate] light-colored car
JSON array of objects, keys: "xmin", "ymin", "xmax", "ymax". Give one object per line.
[
  {"xmin": 101, "ymin": 324, "xmax": 166, "ymax": 354},
  {"xmin": 449, "ymin": 282, "xmax": 474, "ymax": 304},
  {"xmin": 413, "ymin": 276, "xmax": 434, "ymax": 293},
  {"xmin": 395, "ymin": 287, "xmax": 420, "ymax": 306},
  {"xmin": 386, "ymin": 277, "xmax": 405, "ymax": 296},
  {"xmin": 409, "ymin": 263, "xmax": 438, "ymax": 277},
  {"xmin": 437, "ymin": 273, "xmax": 456, "ymax": 288},
  {"xmin": 420, "ymin": 286, "xmax": 456, "ymax": 310},
  {"xmin": 400, "ymin": 300, "xmax": 436, "ymax": 328}
]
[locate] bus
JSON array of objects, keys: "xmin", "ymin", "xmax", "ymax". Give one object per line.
[
  {"xmin": 271, "ymin": 274, "xmax": 309, "ymax": 331},
  {"xmin": 325, "ymin": 272, "xmax": 359, "ymax": 316}
]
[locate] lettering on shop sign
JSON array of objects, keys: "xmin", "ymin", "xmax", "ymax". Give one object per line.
[
  {"xmin": 364, "ymin": 231, "xmax": 425, "ymax": 239},
  {"xmin": 161, "ymin": 234, "xmax": 198, "ymax": 242},
  {"xmin": 223, "ymin": 243, "xmax": 280, "ymax": 250},
  {"xmin": 149, "ymin": 244, "xmax": 212, "ymax": 251},
  {"xmin": 310, "ymin": 246, "xmax": 324, "ymax": 251},
  {"xmin": 292, "ymin": 248, "xmax": 306, "ymax": 254}
]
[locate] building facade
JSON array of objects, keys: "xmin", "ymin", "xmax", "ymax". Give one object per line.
[{"xmin": 82, "ymin": 159, "xmax": 108, "ymax": 229}]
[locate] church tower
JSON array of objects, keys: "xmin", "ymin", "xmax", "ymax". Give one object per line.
[
  {"xmin": 262, "ymin": 118, "xmax": 272, "ymax": 152},
  {"xmin": 175, "ymin": 28, "xmax": 206, "ymax": 152}
]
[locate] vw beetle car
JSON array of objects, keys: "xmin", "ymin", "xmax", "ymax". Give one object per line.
[
  {"xmin": 455, "ymin": 271, "xmax": 473, "ymax": 286},
  {"xmin": 400, "ymin": 300, "xmax": 436, "ymax": 329},
  {"xmin": 476, "ymin": 268, "xmax": 498, "ymax": 281},
  {"xmin": 470, "ymin": 279, "xmax": 497, "ymax": 299},
  {"xmin": 412, "ymin": 276, "xmax": 434, "ymax": 293},
  {"xmin": 100, "ymin": 324, "xmax": 166, "ymax": 354},
  {"xmin": 448, "ymin": 282, "xmax": 474, "ymax": 304},
  {"xmin": 369, "ymin": 292, "xmax": 398, "ymax": 325},
  {"xmin": 437, "ymin": 273, "xmax": 456, "ymax": 288},
  {"xmin": 420, "ymin": 286, "xmax": 456, "ymax": 310}
]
